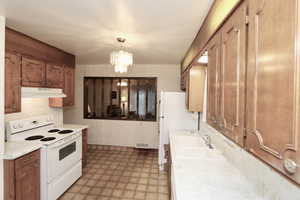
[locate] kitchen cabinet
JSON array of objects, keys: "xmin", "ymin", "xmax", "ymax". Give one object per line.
[
  {"xmin": 82, "ymin": 128, "xmax": 88, "ymax": 168},
  {"xmin": 49, "ymin": 65, "xmax": 75, "ymax": 107},
  {"xmin": 186, "ymin": 65, "xmax": 206, "ymax": 112},
  {"xmin": 46, "ymin": 63, "xmax": 64, "ymax": 88},
  {"xmin": 180, "ymin": 70, "xmax": 188, "ymax": 91},
  {"xmin": 21, "ymin": 57, "xmax": 46, "ymax": 87},
  {"xmin": 63, "ymin": 65, "xmax": 75, "ymax": 106},
  {"xmin": 219, "ymin": 2, "xmax": 247, "ymax": 146},
  {"xmin": 164, "ymin": 144, "xmax": 171, "ymax": 199},
  {"xmin": 4, "ymin": 150, "xmax": 40, "ymax": 200},
  {"xmin": 5, "ymin": 52, "xmax": 21, "ymax": 114},
  {"xmin": 206, "ymin": 32, "xmax": 222, "ymax": 130},
  {"xmin": 246, "ymin": 0, "xmax": 300, "ymax": 183}
]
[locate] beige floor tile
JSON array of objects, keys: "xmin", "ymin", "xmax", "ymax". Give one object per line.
[
  {"xmin": 158, "ymin": 193, "xmax": 169, "ymax": 200},
  {"xmin": 80, "ymin": 186, "xmax": 91, "ymax": 194},
  {"xmin": 112, "ymin": 189, "xmax": 123, "ymax": 197},
  {"xmin": 72, "ymin": 194, "xmax": 85, "ymax": 200},
  {"xmin": 135, "ymin": 191, "xmax": 146, "ymax": 199},
  {"xmin": 146, "ymin": 192, "xmax": 158, "ymax": 200},
  {"xmin": 123, "ymin": 190, "xmax": 135, "ymax": 198}
]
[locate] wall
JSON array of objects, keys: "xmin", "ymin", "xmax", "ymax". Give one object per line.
[
  {"xmin": 0, "ymin": 16, "xmax": 5, "ymax": 200},
  {"xmin": 5, "ymin": 98, "xmax": 63, "ymax": 126},
  {"xmin": 64, "ymin": 64, "xmax": 181, "ymax": 148}
]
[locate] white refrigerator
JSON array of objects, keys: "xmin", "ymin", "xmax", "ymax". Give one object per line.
[{"xmin": 159, "ymin": 91, "xmax": 198, "ymax": 170}]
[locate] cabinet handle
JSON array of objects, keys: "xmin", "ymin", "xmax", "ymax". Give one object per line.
[
  {"xmin": 256, "ymin": 0, "xmax": 266, "ymax": 15},
  {"xmin": 284, "ymin": 159, "xmax": 298, "ymax": 174}
]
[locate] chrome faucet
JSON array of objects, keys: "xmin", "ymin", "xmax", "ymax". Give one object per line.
[{"xmin": 203, "ymin": 134, "xmax": 213, "ymax": 149}]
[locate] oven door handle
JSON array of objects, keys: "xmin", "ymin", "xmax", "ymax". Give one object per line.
[{"xmin": 48, "ymin": 135, "xmax": 81, "ymax": 149}]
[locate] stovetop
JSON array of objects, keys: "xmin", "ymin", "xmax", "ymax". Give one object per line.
[
  {"xmin": 8, "ymin": 126, "xmax": 78, "ymax": 146},
  {"xmin": 6, "ymin": 115, "xmax": 80, "ymax": 146}
]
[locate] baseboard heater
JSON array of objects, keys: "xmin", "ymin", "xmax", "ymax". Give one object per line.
[{"xmin": 135, "ymin": 143, "xmax": 149, "ymax": 149}]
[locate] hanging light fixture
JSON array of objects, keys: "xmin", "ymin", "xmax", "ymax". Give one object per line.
[{"xmin": 110, "ymin": 37, "xmax": 133, "ymax": 73}]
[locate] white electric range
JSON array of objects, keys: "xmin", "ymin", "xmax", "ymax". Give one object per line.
[{"xmin": 6, "ymin": 115, "xmax": 82, "ymax": 200}]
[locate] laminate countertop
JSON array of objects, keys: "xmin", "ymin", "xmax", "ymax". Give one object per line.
[{"xmin": 170, "ymin": 130, "xmax": 265, "ymax": 200}]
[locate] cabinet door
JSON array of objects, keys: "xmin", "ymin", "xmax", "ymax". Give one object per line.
[
  {"xmin": 246, "ymin": 0, "xmax": 300, "ymax": 183},
  {"xmin": 181, "ymin": 70, "xmax": 188, "ymax": 91},
  {"xmin": 5, "ymin": 52, "xmax": 21, "ymax": 113},
  {"xmin": 15, "ymin": 150, "xmax": 40, "ymax": 200},
  {"xmin": 15, "ymin": 162, "xmax": 40, "ymax": 200},
  {"xmin": 63, "ymin": 66, "xmax": 75, "ymax": 106},
  {"xmin": 82, "ymin": 129, "xmax": 88, "ymax": 168},
  {"xmin": 46, "ymin": 64, "xmax": 64, "ymax": 88},
  {"xmin": 220, "ymin": 2, "xmax": 247, "ymax": 146},
  {"xmin": 188, "ymin": 65, "xmax": 206, "ymax": 112},
  {"xmin": 206, "ymin": 33, "xmax": 222, "ymax": 129},
  {"xmin": 21, "ymin": 57, "xmax": 46, "ymax": 87}
]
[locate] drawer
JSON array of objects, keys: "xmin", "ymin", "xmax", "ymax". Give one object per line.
[{"xmin": 15, "ymin": 149, "xmax": 40, "ymax": 169}]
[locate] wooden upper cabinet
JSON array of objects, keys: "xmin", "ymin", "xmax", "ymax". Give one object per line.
[
  {"xmin": 180, "ymin": 70, "xmax": 188, "ymax": 91},
  {"xmin": 246, "ymin": 0, "xmax": 300, "ymax": 183},
  {"xmin": 219, "ymin": 2, "xmax": 247, "ymax": 146},
  {"xmin": 206, "ymin": 32, "xmax": 222, "ymax": 129},
  {"xmin": 21, "ymin": 57, "xmax": 46, "ymax": 87},
  {"xmin": 46, "ymin": 64, "xmax": 64, "ymax": 88},
  {"xmin": 5, "ymin": 52, "xmax": 21, "ymax": 114},
  {"xmin": 63, "ymin": 65, "xmax": 75, "ymax": 106},
  {"xmin": 186, "ymin": 65, "xmax": 207, "ymax": 112}
]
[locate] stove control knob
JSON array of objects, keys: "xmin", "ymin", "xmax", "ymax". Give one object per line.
[{"xmin": 13, "ymin": 124, "xmax": 18, "ymax": 129}]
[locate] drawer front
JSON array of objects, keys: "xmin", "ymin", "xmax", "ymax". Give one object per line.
[{"xmin": 15, "ymin": 150, "xmax": 40, "ymax": 169}]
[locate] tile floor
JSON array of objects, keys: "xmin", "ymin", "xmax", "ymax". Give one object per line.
[{"xmin": 59, "ymin": 145, "xmax": 169, "ymax": 200}]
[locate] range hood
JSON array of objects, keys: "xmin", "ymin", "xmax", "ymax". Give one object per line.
[{"xmin": 21, "ymin": 87, "xmax": 66, "ymax": 98}]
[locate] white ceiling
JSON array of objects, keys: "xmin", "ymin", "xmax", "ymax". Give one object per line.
[{"xmin": 0, "ymin": 0, "xmax": 213, "ymax": 65}]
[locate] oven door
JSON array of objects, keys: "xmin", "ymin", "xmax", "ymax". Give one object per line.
[{"xmin": 46, "ymin": 134, "xmax": 82, "ymax": 183}]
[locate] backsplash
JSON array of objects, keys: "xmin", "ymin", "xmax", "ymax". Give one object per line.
[
  {"xmin": 200, "ymin": 122, "xmax": 300, "ymax": 200},
  {"xmin": 5, "ymin": 98, "xmax": 63, "ymax": 126}
]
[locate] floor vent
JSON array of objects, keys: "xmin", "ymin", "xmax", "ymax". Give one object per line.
[{"xmin": 135, "ymin": 143, "xmax": 149, "ymax": 149}]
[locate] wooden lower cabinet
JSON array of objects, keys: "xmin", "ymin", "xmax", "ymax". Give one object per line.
[
  {"xmin": 164, "ymin": 144, "xmax": 171, "ymax": 200},
  {"xmin": 5, "ymin": 52, "xmax": 21, "ymax": 114},
  {"xmin": 246, "ymin": 0, "xmax": 300, "ymax": 184},
  {"xmin": 82, "ymin": 129, "xmax": 88, "ymax": 168},
  {"xmin": 4, "ymin": 150, "xmax": 40, "ymax": 200}
]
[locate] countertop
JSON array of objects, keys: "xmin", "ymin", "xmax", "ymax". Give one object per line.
[
  {"xmin": 3, "ymin": 141, "xmax": 42, "ymax": 160},
  {"xmin": 4, "ymin": 124, "xmax": 88, "ymax": 160},
  {"xmin": 170, "ymin": 131, "xmax": 265, "ymax": 200},
  {"xmin": 62, "ymin": 124, "xmax": 88, "ymax": 131}
]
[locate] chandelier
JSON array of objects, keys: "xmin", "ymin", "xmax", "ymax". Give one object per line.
[{"xmin": 110, "ymin": 37, "xmax": 133, "ymax": 73}]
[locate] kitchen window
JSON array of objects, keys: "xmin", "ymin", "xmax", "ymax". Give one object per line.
[{"xmin": 84, "ymin": 77, "xmax": 157, "ymax": 121}]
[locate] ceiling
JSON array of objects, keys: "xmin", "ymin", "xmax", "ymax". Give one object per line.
[{"xmin": 0, "ymin": 0, "xmax": 213, "ymax": 65}]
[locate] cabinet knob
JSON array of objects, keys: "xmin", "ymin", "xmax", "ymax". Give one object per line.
[{"xmin": 284, "ymin": 159, "xmax": 298, "ymax": 174}]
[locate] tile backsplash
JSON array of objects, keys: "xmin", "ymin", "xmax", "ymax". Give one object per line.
[
  {"xmin": 200, "ymin": 122, "xmax": 300, "ymax": 200},
  {"xmin": 5, "ymin": 98, "xmax": 63, "ymax": 126}
]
